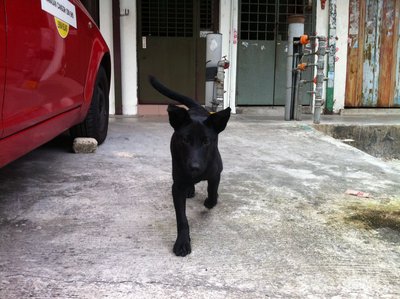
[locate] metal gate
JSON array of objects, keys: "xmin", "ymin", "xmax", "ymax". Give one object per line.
[
  {"xmin": 137, "ymin": 0, "xmax": 218, "ymax": 104},
  {"xmin": 237, "ymin": 0, "xmax": 314, "ymax": 106},
  {"xmin": 346, "ymin": 0, "xmax": 400, "ymax": 108}
]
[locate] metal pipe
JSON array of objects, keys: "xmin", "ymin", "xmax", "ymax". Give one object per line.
[
  {"xmin": 205, "ymin": 34, "xmax": 222, "ymax": 110},
  {"xmin": 285, "ymin": 15, "xmax": 305, "ymax": 121},
  {"xmin": 293, "ymin": 69, "xmax": 302, "ymax": 121}
]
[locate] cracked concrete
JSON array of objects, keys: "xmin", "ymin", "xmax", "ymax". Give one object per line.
[{"xmin": 0, "ymin": 115, "xmax": 400, "ymax": 298}]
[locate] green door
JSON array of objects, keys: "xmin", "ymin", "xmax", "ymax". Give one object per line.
[
  {"xmin": 237, "ymin": 0, "xmax": 314, "ymax": 106},
  {"xmin": 138, "ymin": 0, "xmax": 219, "ymax": 104}
]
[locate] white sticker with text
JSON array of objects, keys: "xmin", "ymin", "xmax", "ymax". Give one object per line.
[{"xmin": 41, "ymin": 0, "xmax": 77, "ymax": 28}]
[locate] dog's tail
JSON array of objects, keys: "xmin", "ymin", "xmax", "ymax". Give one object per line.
[{"xmin": 149, "ymin": 76, "xmax": 200, "ymax": 109}]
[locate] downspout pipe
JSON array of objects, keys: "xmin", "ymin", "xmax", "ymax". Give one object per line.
[{"xmin": 112, "ymin": 0, "xmax": 123, "ymax": 115}]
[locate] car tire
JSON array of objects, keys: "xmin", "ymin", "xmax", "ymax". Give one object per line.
[{"xmin": 70, "ymin": 66, "xmax": 109, "ymax": 145}]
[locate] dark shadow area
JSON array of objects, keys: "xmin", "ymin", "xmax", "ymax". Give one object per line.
[{"xmin": 314, "ymin": 124, "xmax": 400, "ymax": 159}]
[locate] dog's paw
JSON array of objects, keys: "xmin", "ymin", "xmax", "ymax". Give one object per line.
[
  {"xmin": 173, "ymin": 235, "xmax": 191, "ymax": 257},
  {"xmin": 187, "ymin": 185, "xmax": 195, "ymax": 198},
  {"xmin": 204, "ymin": 197, "xmax": 218, "ymax": 209}
]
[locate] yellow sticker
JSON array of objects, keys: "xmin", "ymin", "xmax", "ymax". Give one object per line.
[{"xmin": 54, "ymin": 17, "xmax": 69, "ymax": 38}]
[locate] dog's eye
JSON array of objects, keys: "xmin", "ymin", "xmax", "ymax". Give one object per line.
[{"xmin": 202, "ymin": 138, "xmax": 210, "ymax": 146}]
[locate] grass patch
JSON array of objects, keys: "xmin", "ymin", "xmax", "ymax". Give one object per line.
[{"xmin": 345, "ymin": 200, "xmax": 400, "ymax": 232}]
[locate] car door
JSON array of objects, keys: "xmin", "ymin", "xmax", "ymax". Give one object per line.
[
  {"xmin": 2, "ymin": 0, "xmax": 87, "ymax": 137},
  {"xmin": 0, "ymin": 1, "xmax": 5, "ymax": 138}
]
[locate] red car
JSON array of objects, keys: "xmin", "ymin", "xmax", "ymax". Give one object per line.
[{"xmin": 0, "ymin": 0, "xmax": 111, "ymax": 168}]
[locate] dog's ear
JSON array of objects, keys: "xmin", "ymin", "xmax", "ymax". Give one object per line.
[
  {"xmin": 167, "ymin": 104, "xmax": 190, "ymax": 130},
  {"xmin": 204, "ymin": 107, "xmax": 231, "ymax": 133}
]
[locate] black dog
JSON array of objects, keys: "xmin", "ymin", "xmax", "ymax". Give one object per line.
[{"xmin": 149, "ymin": 76, "xmax": 231, "ymax": 256}]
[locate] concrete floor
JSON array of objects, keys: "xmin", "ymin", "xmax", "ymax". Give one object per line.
[{"xmin": 1, "ymin": 114, "xmax": 400, "ymax": 298}]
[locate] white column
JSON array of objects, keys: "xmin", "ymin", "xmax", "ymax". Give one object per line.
[
  {"xmin": 120, "ymin": 0, "xmax": 138, "ymax": 115},
  {"xmin": 315, "ymin": 1, "xmax": 349, "ymax": 113},
  {"xmin": 334, "ymin": 1, "xmax": 349, "ymax": 112},
  {"xmin": 315, "ymin": 2, "xmax": 329, "ymax": 114},
  {"xmin": 99, "ymin": 0, "xmax": 115, "ymax": 115},
  {"xmin": 219, "ymin": 0, "xmax": 238, "ymax": 113}
]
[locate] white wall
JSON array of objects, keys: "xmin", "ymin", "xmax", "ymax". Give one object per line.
[
  {"xmin": 335, "ymin": 1, "xmax": 349, "ymax": 112},
  {"xmin": 315, "ymin": 1, "xmax": 349, "ymax": 113},
  {"xmin": 100, "ymin": 0, "xmax": 138, "ymax": 116}
]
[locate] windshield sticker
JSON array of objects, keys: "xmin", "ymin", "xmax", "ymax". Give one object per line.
[{"xmin": 41, "ymin": 0, "xmax": 77, "ymax": 29}]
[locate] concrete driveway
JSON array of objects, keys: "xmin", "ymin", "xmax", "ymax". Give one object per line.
[{"xmin": 1, "ymin": 115, "xmax": 400, "ymax": 298}]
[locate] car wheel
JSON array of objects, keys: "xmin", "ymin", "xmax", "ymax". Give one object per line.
[{"xmin": 70, "ymin": 66, "xmax": 109, "ymax": 144}]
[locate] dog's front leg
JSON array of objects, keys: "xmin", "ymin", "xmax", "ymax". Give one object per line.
[
  {"xmin": 204, "ymin": 173, "xmax": 220, "ymax": 209},
  {"xmin": 172, "ymin": 183, "xmax": 191, "ymax": 256}
]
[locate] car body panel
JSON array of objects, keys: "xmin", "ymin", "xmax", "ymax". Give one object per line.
[
  {"xmin": 0, "ymin": 0, "xmax": 110, "ymax": 168},
  {"xmin": 0, "ymin": 2, "xmax": 6, "ymax": 139},
  {"xmin": 3, "ymin": 0, "xmax": 87, "ymax": 137},
  {"xmin": 0, "ymin": 107, "xmax": 81, "ymax": 166}
]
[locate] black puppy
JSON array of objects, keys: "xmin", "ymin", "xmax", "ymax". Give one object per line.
[{"xmin": 149, "ymin": 76, "xmax": 231, "ymax": 256}]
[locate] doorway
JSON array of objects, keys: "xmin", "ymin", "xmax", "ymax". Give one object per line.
[
  {"xmin": 237, "ymin": 0, "xmax": 314, "ymax": 106},
  {"xmin": 137, "ymin": 0, "xmax": 219, "ymax": 104}
]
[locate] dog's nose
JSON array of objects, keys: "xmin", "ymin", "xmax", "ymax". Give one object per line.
[{"xmin": 189, "ymin": 162, "xmax": 201, "ymax": 174}]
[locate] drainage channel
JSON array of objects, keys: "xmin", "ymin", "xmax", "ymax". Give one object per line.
[{"xmin": 314, "ymin": 124, "xmax": 400, "ymax": 159}]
